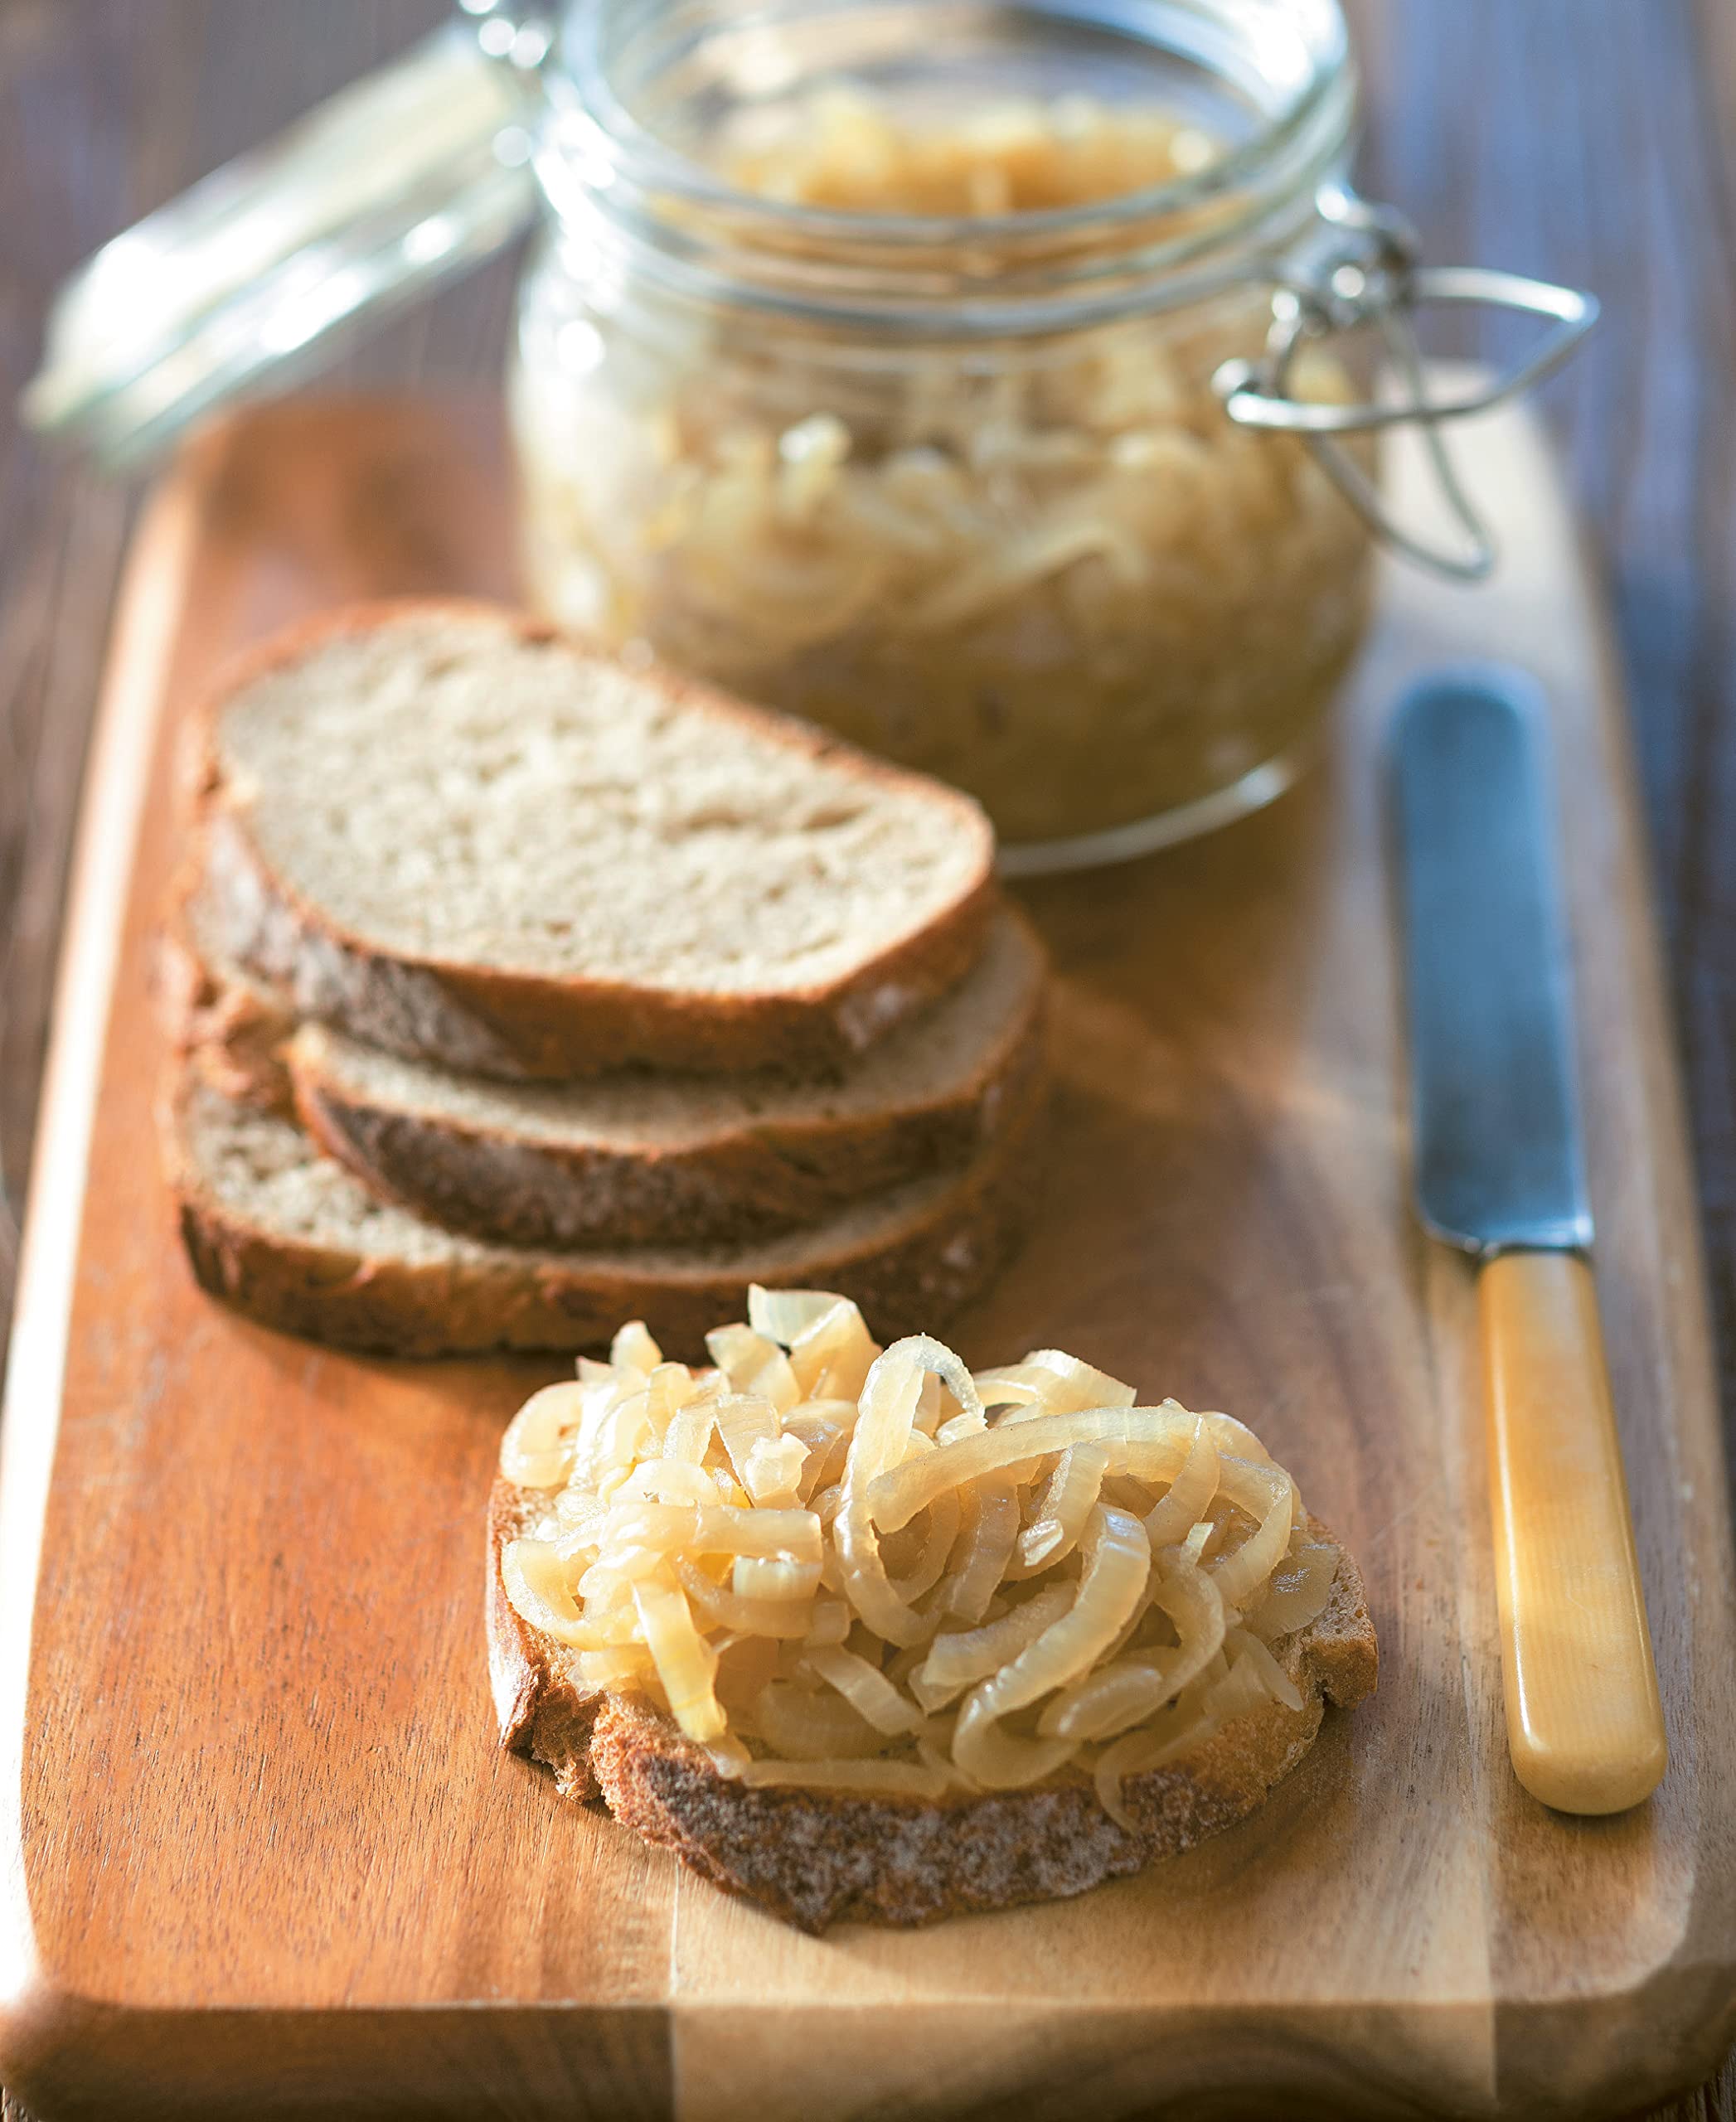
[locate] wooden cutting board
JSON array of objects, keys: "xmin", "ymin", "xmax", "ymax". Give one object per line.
[{"xmin": 0, "ymin": 389, "xmax": 1732, "ymax": 2122}]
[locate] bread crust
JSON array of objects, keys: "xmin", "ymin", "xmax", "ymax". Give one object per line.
[
  {"xmin": 284, "ymin": 913, "xmax": 1047, "ymax": 1249},
  {"xmin": 191, "ymin": 601, "xmax": 1000, "ymax": 1081},
  {"xmin": 165, "ymin": 1068, "xmax": 1047, "ymax": 1360},
  {"xmin": 154, "ymin": 864, "xmax": 298, "ymax": 1114},
  {"xmin": 487, "ymin": 1487, "xmax": 1378, "ymax": 1933}
]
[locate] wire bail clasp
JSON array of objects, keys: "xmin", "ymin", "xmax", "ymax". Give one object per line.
[{"xmin": 1215, "ymin": 188, "xmax": 1599, "ymax": 581}]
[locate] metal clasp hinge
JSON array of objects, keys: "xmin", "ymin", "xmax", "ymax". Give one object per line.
[{"xmin": 1215, "ymin": 189, "xmax": 1599, "ymax": 581}]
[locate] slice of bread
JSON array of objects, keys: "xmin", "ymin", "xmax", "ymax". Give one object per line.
[
  {"xmin": 284, "ymin": 909, "xmax": 1046, "ymax": 1249},
  {"xmin": 165, "ymin": 1070, "xmax": 1043, "ymax": 1359},
  {"xmin": 488, "ymin": 1482, "xmax": 1377, "ymax": 1932},
  {"xmin": 194, "ymin": 603, "xmax": 997, "ymax": 1080}
]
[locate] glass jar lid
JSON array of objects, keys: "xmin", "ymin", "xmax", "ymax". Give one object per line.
[{"xmin": 22, "ymin": 10, "xmax": 550, "ymax": 469}]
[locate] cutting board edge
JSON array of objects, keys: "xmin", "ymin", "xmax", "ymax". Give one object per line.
[
  {"xmin": 0, "ymin": 1987, "xmax": 676, "ymax": 2122},
  {"xmin": 0, "ymin": 448, "xmax": 211, "ymax": 2096},
  {"xmin": 4, "ymin": 1980, "xmax": 1729, "ymax": 2122},
  {"xmin": 1564, "ymin": 498, "xmax": 1736, "ymax": 1984}
]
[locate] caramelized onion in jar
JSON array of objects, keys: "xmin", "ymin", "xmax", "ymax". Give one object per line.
[{"xmin": 512, "ymin": 92, "xmax": 1374, "ymax": 866}]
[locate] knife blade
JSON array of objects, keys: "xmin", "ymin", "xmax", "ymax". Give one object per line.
[
  {"xmin": 1393, "ymin": 667, "xmax": 1593, "ymax": 1255},
  {"xmin": 1391, "ymin": 666, "xmax": 1666, "ymax": 1814}
]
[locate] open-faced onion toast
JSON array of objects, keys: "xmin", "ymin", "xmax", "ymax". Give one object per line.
[{"xmin": 488, "ymin": 1291, "xmax": 1377, "ymax": 1931}]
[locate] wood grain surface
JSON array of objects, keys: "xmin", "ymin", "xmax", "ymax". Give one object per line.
[
  {"xmin": 1, "ymin": 385, "xmax": 1730, "ymax": 2120},
  {"xmin": 1, "ymin": 3, "xmax": 1734, "ymax": 2119}
]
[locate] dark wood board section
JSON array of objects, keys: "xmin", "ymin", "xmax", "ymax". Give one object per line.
[{"xmin": 0, "ymin": 395, "xmax": 1729, "ymax": 2121}]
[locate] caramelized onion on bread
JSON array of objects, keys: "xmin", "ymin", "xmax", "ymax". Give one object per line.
[{"xmin": 489, "ymin": 1292, "xmax": 1377, "ymax": 1929}]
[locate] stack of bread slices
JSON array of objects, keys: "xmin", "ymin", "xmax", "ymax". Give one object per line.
[{"xmin": 160, "ymin": 603, "xmax": 1049, "ymax": 1359}]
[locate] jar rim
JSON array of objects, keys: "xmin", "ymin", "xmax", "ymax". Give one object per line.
[{"xmin": 546, "ymin": 0, "xmax": 1356, "ymax": 293}]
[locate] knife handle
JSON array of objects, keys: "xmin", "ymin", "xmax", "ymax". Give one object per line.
[{"xmin": 1479, "ymin": 1250, "xmax": 1666, "ymax": 1814}]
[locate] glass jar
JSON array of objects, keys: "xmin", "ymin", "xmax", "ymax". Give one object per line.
[
  {"xmin": 25, "ymin": 0, "xmax": 1594, "ymax": 870},
  {"xmin": 512, "ymin": 0, "xmax": 1379, "ymax": 870}
]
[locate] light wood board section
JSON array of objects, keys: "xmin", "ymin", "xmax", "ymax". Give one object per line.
[{"xmin": 0, "ymin": 391, "xmax": 1730, "ymax": 2120}]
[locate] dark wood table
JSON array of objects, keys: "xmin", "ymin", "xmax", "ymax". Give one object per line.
[{"xmin": 0, "ymin": 2, "xmax": 1730, "ymax": 2117}]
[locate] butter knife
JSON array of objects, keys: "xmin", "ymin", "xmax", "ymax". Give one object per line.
[{"xmin": 1391, "ymin": 666, "xmax": 1666, "ymax": 1814}]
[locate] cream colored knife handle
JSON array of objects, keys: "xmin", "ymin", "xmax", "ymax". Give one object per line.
[{"xmin": 1479, "ymin": 1250, "xmax": 1666, "ymax": 1814}]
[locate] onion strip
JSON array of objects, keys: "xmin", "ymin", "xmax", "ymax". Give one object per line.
[
  {"xmin": 1224, "ymin": 1626, "xmax": 1305, "ymax": 1713},
  {"xmin": 835, "ymin": 1347, "xmax": 930, "ymax": 1645},
  {"xmin": 1245, "ymin": 1539, "xmax": 1340, "ymax": 1642},
  {"xmin": 755, "ymin": 1679, "xmax": 885, "ymax": 1759},
  {"xmin": 1009, "ymin": 1440, "xmax": 1111, "ymax": 1577},
  {"xmin": 500, "ymin": 1383, "xmax": 587, "ymax": 1490},
  {"xmin": 1038, "ymin": 1658, "xmax": 1172, "ymax": 1741},
  {"xmin": 599, "ymin": 1501, "xmax": 821, "ymax": 1563},
  {"xmin": 888, "ymin": 1486, "xmax": 963, "ymax": 1602},
  {"xmin": 734, "ymin": 1757, "xmax": 951, "ymax": 1799},
  {"xmin": 913, "ymin": 1586, "xmax": 1076, "ymax": 1708},
  {"xmin": 941, "ymin": 1478, "xmax": 1022, "ymax": 1622},
  {"xmin": 1141, "ymin": 1414, "xmax": 1220, "ymax": 1548},
  {"xmin": 1207, "ymin": 1458, "xmax": 1297, "ymax": 1610},
  {"xmin": 867, "ymin": 1406, "xmax": 1198, "ymax": 1533},
  {"xmin": 973, "ymin": 1506, "xmax": 1152, "ymax": 1717},
  {"xmin": 501, "ymin": 1538, "xmax": 615, "ymax": 1650},
  {"xmin": 803, "ymin": 1645, "xmax": 926, "ymax": 1736},
  {"xmin": 632, "ymin": 1575, "xmax": 725, "ymax": 1742},
  {"xmin": 677, "ymin": 1561, "xmax": 813, "ymax": 1638}
]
